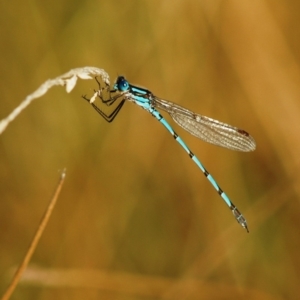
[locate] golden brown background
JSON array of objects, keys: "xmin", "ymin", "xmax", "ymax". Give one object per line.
[{"xmin": 1, "ymin": 1, "xmax": 299, "ymax": 299}]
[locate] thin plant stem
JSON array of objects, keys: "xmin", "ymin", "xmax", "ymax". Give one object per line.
[
  {"xmin": 1, "ymin": 169, "xmax": 66, "ymax": 300},
  {"xmin": 0, "ymin": 67, "xmax": 109, "ymax": 135}
]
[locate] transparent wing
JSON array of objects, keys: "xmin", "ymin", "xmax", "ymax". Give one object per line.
[{"xmin": 153, "ymin": 97, "xmax": 256, "ymax": 152}]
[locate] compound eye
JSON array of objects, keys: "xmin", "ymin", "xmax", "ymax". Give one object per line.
[{"xmin": 116, "ymin": 76, "xmax": 129, "ymax": 91}]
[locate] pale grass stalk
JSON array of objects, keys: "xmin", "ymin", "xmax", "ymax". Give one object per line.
[
  {"xmin": 1, "ymin": 169, "xmax": 66, "ymax": 300},
  {"xmin": 0, "ymin": 67, "xmax": 109, "ymax": 135},
  {"xmin": 20, "ymin": 266, "xmax": 277, "ymax": 299}
]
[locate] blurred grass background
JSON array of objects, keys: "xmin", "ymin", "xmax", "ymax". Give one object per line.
[{"xmin": 1, "ymin": 0, "xmax": 300, "ymax": 299}]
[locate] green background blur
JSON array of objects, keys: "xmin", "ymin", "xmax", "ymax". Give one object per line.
[{"xmin": 1, "ymin": 1, "xmax": 300, "ymax": 299}]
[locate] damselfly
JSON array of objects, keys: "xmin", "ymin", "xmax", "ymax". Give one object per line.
[{"xmin": 83, "ymin": 76, "xmax": 256, "ymax": 232}]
